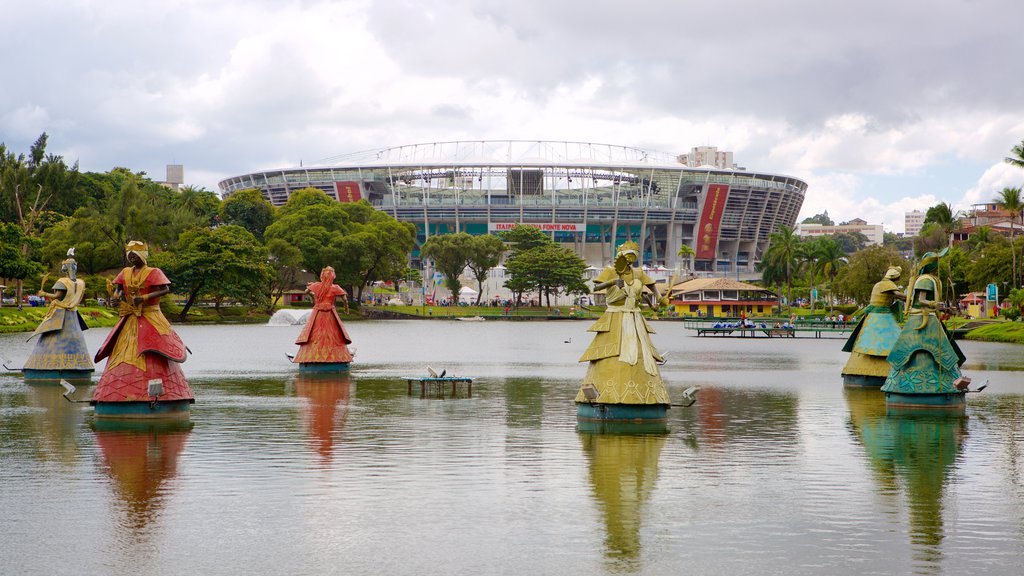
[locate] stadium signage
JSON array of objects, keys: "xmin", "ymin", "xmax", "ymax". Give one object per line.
[
  {"xmin": 488, "ymin": 223, "xmax": 585, "ymax": 232},
  {"xmin": 695, "ymin": 184, "xmax": 730, "ymax": 260}
]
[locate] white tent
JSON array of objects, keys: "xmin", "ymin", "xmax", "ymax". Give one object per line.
[{"xmin": 458, "ymin": 286, "xmax": 478, "ymax": 304}]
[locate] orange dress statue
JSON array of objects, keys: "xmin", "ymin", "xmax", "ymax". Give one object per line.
[
  {"xmin": 292, "ymin": 266, "xmax": 353, "ymax": 371},
  {"xmin": 92, "ymin": 241, "xmax": 193, "ymax": 418}
]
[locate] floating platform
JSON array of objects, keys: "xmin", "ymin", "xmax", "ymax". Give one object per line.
[
  {"xmin": 576, "ymin": 419, "xmax": 669, "ymax": 435},
  {"xmin": 403, "ymin": 376, "xmax": 473, "ymax": 398},
  {"xmin": 22, "ymin": 368, "xmax": 94, "ymax": 381},
  {"xmin": 842, "ymin": 374, "xmax": 885, "ymax": 388},
  {"xmin": 92, "ymin": 399, "xmax": 194, "ymax": 419},
  {"xmin": 883, "ymin": 391, "xmax": 966, "ymax": 411},
  {"xmin": 576, "ymin": 402, "xmax": 668, "ymax": 423}
]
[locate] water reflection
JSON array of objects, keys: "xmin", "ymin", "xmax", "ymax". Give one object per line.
[
  {"xmin": 293, "ymin": 373, "xmax": 352, "ymax": 465},
  {"xmin": 579, "ymin": 425, "xmax": 667, "ymax": 573},
  {"xmin": 845, "ymin": 388, "xmax": 967, "ymax": 572},
  {"xmin": 92, "ymin": 420, "xmax": 193, "ymax": 543},
  {"xmin": 27, "ymin": 382, "xmax": 92, "ymax": 466}
]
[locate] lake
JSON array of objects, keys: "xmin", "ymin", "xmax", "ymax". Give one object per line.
[{"xmin": 2, "ymin": 320, "xmax": 1024, "ymax": 575}]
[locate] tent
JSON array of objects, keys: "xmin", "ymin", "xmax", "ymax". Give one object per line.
[{"xmin": 458, "ymin": 286, "xmax": 478, "ymax": 304}]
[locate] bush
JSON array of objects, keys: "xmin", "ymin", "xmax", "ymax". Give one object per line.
[
  {"xmin": 290, "ymin": 300, "xmax": 313, "ymax": 308},
  {"xmin": 1001, "ymin": 307, "xmax": 1021, "ymax": 322}
]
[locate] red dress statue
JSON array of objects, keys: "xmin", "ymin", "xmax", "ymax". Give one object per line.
[
  {"xmin": 92, "ymin": 241, "xmax": 193, "ymax": 418},
  {"xmin": 292, "ymin": 266, "xmax": 353, "ymax": 371}
]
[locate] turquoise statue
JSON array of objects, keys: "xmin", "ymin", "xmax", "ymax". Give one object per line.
[
  {"xmin": 22, "ymin": 249, "xmax": 95, "ymax": 380},
  {"xmin": 840, "ymin": 266, "xmax": 905, "ymax": 387},
  {"xmin": 881, "ymin": 249, "xmax": 967, "ymax": 409}
]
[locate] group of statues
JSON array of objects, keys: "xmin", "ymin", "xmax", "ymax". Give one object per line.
[
  {"xmin": 21, "ymin": 242, "xmax": 354, "ymax": 419},
  {"xmin": 21, "ymin": 237, "xmax": 968, "ymax": 421},
  {"xmin": 841, "ymin": 248, "xmax": 969, "ymax": 407}
]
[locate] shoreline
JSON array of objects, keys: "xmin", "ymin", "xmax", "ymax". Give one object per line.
[{"xmin": 2, "ymin": 306, "xmax": 1021, "ymax": 344}]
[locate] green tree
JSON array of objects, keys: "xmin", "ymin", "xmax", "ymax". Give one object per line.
[
  {"xmin": 264, "ymin": 193, "xmax": 414, "ymax": 300},
  {"xmin": 801, "ymin": 211, "xmax": 834, "ymax": 226},
  {"xmin": 830, "ymin": 231, "xmax": 869, "ymax": 254},
  {"xmin": 421, "ymin": 232, "xmax": 474, "ymax": 299},
  {"xmin": 814, "ymin": 237, "xmax": 847, "ymax": 309},
  {"xmin": 762, "ymin": 225, "xmax": 801, "ymax": 309},
  {"xmin": 465, "ymin": 234, "xmax": 507, "ymax": 304},
  {"xmin": 994, "ymin": 187, "xmax": 1023, "ymax": 289},
  {"xmin": 266, "ymin": 238, "xmax": 304, "ymax": 310},
  {"xmin": 172, "ymin": 185, "xmax": 222, "ymax": 226},
  {"xmin": 922, "ymin": 202, "xmax": 960, "ymax": 248},
  {"xmin": 966, "ymin": 238, "xmax": 1013, "ymax": 292},
  {"xmin": 153, "ymin": 225, "xmax": 273, "ymax": 320},
  {"xmin": 1006, "ymin": 139, "xmax": 1024, "ymax": 171},
  {"xmin": 677, "ymin": 243, "xmax": 695, "ymax": 274},
  {"xmin": 832, "ymin": 245, "xmax": 910, "ymax": 306},
  {"xmin": 0, "ymin": 223, "xmax": 40, "ymax": 308},
  {"xmin": 498, "ymin": 225, "xmax": 551, "ymax": 252},
  {"xmin": 219, "ymin": 188, "xmax": 274, "ymax": 240},
  {"xmin": 38, "ymin": 211, "xmax": 123, "ymax": 274},
  {"xmin": 505, "ymin": 242, "xmax": 587, "ymax": 307}
]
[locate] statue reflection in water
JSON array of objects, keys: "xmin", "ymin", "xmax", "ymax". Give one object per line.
[
  {"xmin": 294, "ymin": 372, "xmax": 353, "ymax": 466},
  {"xmin": 579, "ymin": 423, "xmax": 667, "ymax": 573},
  {"xmin": 845, "ymin": 388, "xmax": 966, "ymax": 570},
  {"xmin": 92, "ymin": 420, "xmax": 193, "ymax": 542}
]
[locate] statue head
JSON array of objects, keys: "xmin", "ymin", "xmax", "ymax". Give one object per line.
[
  {"xmin": 614, "ymin": 241, "xmax": 641, "ymax": 273},
  {"xmin": 61, "ymin": 257, "xmax": 78, "ymax": 281},
  {"xmin": 884, "ymin": 266, "xmax": 902, "ymax": 280},
  {"xmin": 320, "ymin": 266, "xmax": 336, "ymax": 284},
  {"xmin": 125, "ymin": 240, "xmax": 149, "ymax": 266},
  {"xmin": 918, "ymin": 247, "xmax": 947, "ymax": 275}
]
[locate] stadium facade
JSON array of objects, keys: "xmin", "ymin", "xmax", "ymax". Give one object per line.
[{"xmin": 218, "ymin": 141, "xmax": 807, "ymax": 274}]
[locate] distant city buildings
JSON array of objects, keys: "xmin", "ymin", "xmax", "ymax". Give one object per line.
[
  {"xmin": 795, "ymin": 218, "xmax": 884, "ymax": 245},
  {"xmin": 676, "ymin": 146, "xmax": 739, "ymax": 170},
  {"xmin": 904, "ymin": 209, "xmax": 925, "ymax": 237}
]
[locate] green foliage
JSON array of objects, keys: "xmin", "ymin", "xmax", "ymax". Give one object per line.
[
  {"xmin": 465, "ymin": 234, "xmax": 506, "ymax": 304},
  {"xmin": 264, "ymin": 194, "xmax": 414, "ymax": 299},
  {"xmin": 501, "ymin": 226, "xmax": 587, "ymax": 307},
  {"xmin": 421, "ymin": 232, "xmax": 473, "ymax": 297},
  {"xmin": 266, "ymin": 238, "xmax": 304, "ymax": 308},
  {"xmin": 801, "ymin": 211, "xmax": 834, "ymax": 226},
  {"xmin": 0, "ymin": 222, "xmax": 40, "ymax": 281},
  {"xmin": 832, "ymin": 245, "xmax": 910, "ymax": 305},
  {"xmin": 38, "ymin": 209, "xmax": 123, "ymax": 274},
  {"xmin": 1002, "ymin": 307, "xmax": 1021, "ymax": 321},
  {"xmin": 152, "ymin": 225, "xmax": 273, "ymax": 320},
  {"xmin": 220, "ymin": 188, "xmax": 274, "ymax": 240},
  {"xmin": 172, "ymin": 185, "xmax": 222, "ymax": 226}
]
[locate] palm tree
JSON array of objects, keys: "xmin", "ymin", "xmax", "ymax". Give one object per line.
[
  {"xmin": 677, "ymin": 243, "xmax": 695, "ymax": 276},
  {"xmin": 763, "ymin": 225, "xmax": 801, "ymax": 310},
  {"xmin": 1005, "ymin": 139, "xmax": 1024, "ymax": 170},
  {"xmin": 814, "ymin": 238, "xmax": 847, "ymax": 311},
  {"xmin": 995, "ymin": 186, "xmax": 1023, "ymax": 289},
  {"xmin": 796, "ymin": 241, "xmax": 819, "ymax": 311},
  {"xmin": 924, "ymin": 201, "xmax": 959, "ymax": 247}
]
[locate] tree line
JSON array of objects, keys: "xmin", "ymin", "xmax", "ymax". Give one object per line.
[
  {"xmin": 0, "ymin": 133, "xmax": 590, "ymax": 317},
  {"xmin": 758, "ymin": 140, "xmax": 1024, "ymax": 316}
]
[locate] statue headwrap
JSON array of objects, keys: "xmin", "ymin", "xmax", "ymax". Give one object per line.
[
  {"xmin": 61, "ymin": 247, "xmax": 78, "ymax": 281},
  {"xmin": 917, "ymin": 247, "xmax": 947, "ymax": 275},
  {"xmin": 125, "ymin": 240, "xmax": 149, "ymax": 266},
  {"xmin": 884, "ymin": 266, "xmax": 902, "ymax": 280}
]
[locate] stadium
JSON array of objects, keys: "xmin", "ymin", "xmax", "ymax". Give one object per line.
[{"xmin": 218, "ymin": 140, "xmax": 807, "ymax": 275}]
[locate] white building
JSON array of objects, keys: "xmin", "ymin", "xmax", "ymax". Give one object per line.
[
  {"xmin": 676, "ymin": 146, "xmax": 738, "ymax": 169},
  {"xmin": 795, "ymin": 218, "xmax": 884, "ymax": 246},
  {"xmin": 905, "ymin": 209, "xmax": 925, "ymax": 236}
]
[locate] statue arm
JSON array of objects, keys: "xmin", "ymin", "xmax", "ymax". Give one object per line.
[{"xmin": 135, "ymin": 284, "xmax": 170, "ymax": 305}]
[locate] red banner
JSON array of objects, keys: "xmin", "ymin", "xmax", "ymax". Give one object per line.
[
  {"xmin": 695, "ymin": 184, "xmax": 729, "ymax": 260},
  {"xmin": 335, "ymin": 181, "xmax": 362, "ymax": 203}
]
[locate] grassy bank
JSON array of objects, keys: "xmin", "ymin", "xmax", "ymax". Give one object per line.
[
  {"xmin": 963, "ymin": 321, "xmax": 1024, "ymax": 345},
  {"xmin": 0, "ymin": 306, "xmax": 121, "ymax": 334},
  {"xmin": 378, "ymin": 304, "xmax": 597, "ymax": 319}
]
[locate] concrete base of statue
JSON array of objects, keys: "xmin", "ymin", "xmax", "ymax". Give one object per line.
[
  {"xmin": 842, "ymin": 374, "xmax": 885, "ymax": 388},
  {"xmin": 23, "ymin": 368, "xmax": 94, "ymax": 381},
  {"xmin": 883, "ymin": 391, "xmax": 966, "ymax": 412},
  {"xmin": 299, "ymin": 362, "xmax": 351, "ymax": 373},
  {"xmin": 92, "ymin": 399, "xmax": 193, "ymax": 419},
  {"xmin": 576, "ymin": 402, "xmax": 668, "ymax": 423}
]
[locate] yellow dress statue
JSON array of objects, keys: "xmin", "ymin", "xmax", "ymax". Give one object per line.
[{"xmin": 575, "ymin": 242, "xmax": 670, "ymax": 422}]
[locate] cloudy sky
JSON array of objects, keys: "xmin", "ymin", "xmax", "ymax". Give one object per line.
[{"xmin": 3, "ymin": 0, "xmax": 1024, "ymax": 233}]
